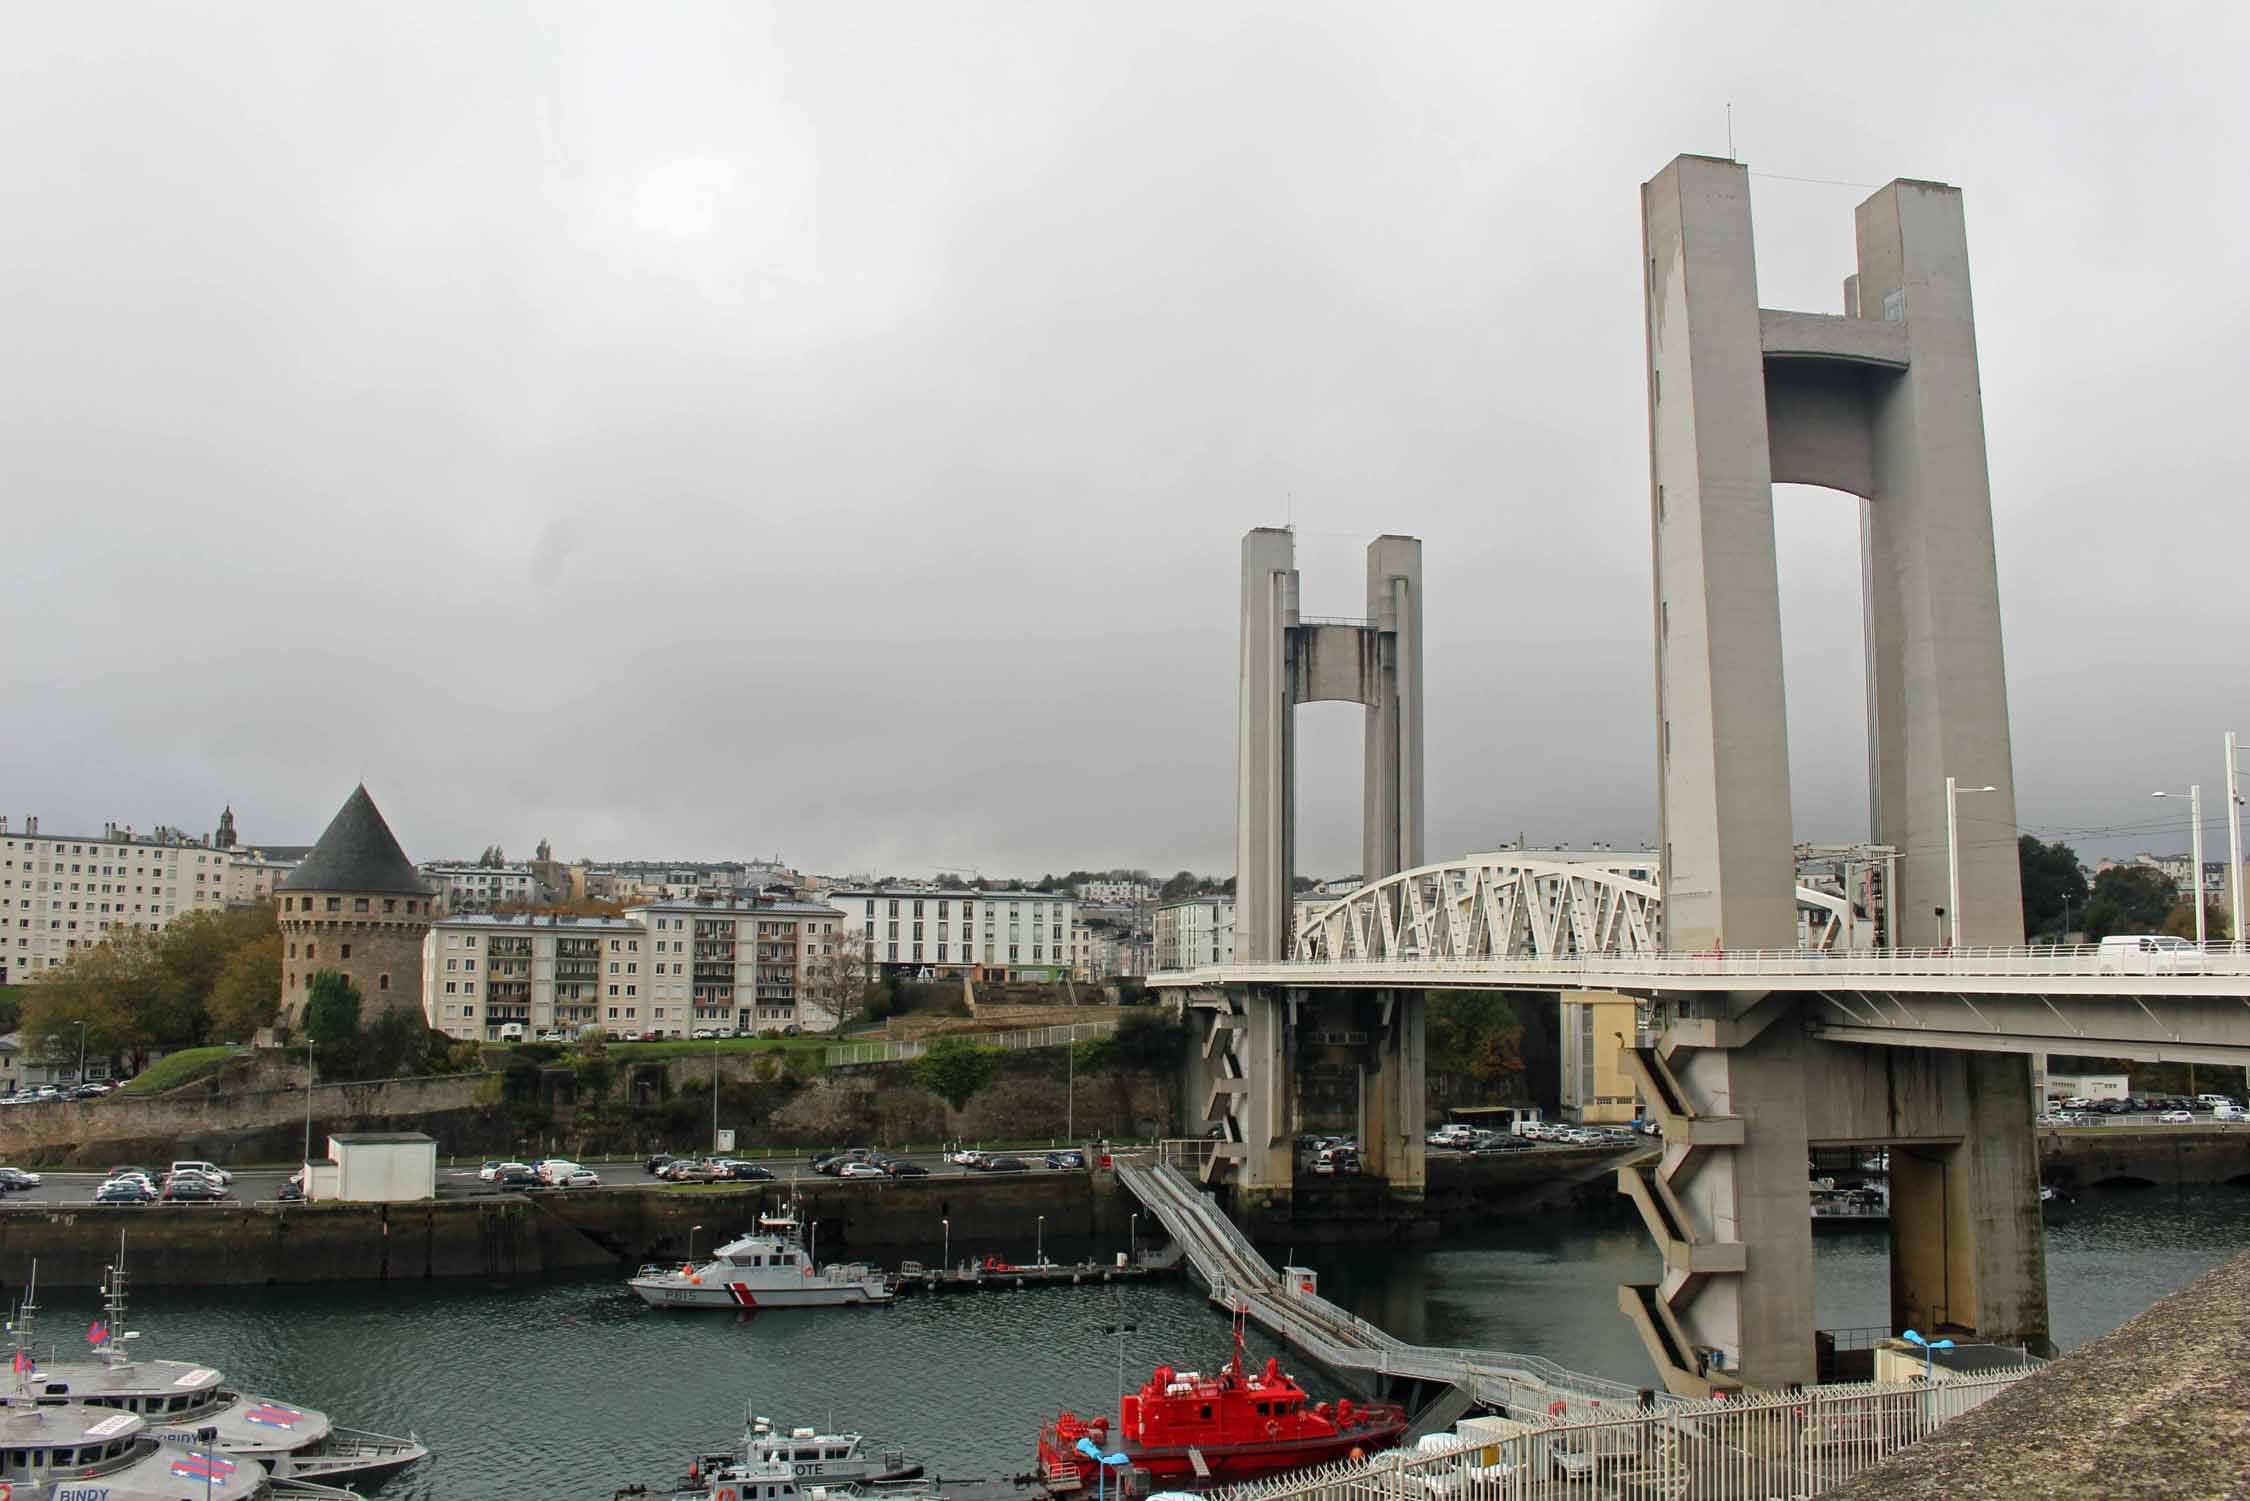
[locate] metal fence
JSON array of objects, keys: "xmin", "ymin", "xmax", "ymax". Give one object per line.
[
  {"xmin": 1207, "ymin": 1368, "xmax": 2038, "ymax": 1501},
  {"xmin": 1170, "ymin": 941, "xmax": 2250, "ymax": 982},
  {"xmin": 824, "ymin": 1019, "xmax": 1116, "ymax": 1068}
]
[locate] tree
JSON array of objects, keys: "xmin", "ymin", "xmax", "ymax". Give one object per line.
[
  {"xmin": 303, "ymin": 971, "xmax": 363, "ymax": 1046},
  {"xmin": 2017, "ymin": 836, "xmax": 2090, "ymax": 938},
  {"xmin": 804, "ymin": 936, "xmax": 879, "ymax": 1030},
  {"xmin": 24, "ymin": 928, "xmax": 171, "ymax": 1071},
  {"xmin": 1160, "ymin": 871, "xmax": 1200, "ymax": 900},
  {"xmin": 207, "ymin": 934, "xmax": 282, "ymax": 1041},
  {"xmin": 572, "ymin": 1032, "xmax": 615, "ymax": 1103},
  {"xmin": 912, "ymin": 1034, "xmax": 1001, "ymax": 1110},
  {"xmin": 2162, "ymin": 903, "xmax": 2233, "ymax": 942},
  {"xmin": 2081, "ymin": 866, "xmax": 2177, "ymax": 940}
]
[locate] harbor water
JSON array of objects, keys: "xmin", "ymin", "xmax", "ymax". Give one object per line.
[{"xmin": 79, "ymin": 1186, "xmax": 2250, "ymax": 1501}]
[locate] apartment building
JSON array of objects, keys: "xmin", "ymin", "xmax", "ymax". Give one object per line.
[
  {"xmin": 0, "ymin": 816, "xmax": 239, "ymax": 983},
  {"xmin": 424, "ymin": 912, "xmax": 644, "ymax": 1041},
  {"xmin": 827, "ymin": 887, "xmax": 1075, "ymax": 982},
  {"xmin": 1156, "ymin": 896, "xmax": 1234, "ymax": 971},
  {"xmin": 1075, "ymin": 879, "xmax": 1156, "ymax": 904},
  {"xmin": 422, "ymin": 894, "xmax": 850, "ymax": 1042},
  {"xmin": 421, "ymin": 863, "xmax": 540, "ymax": 913},
  {"xmin": 630, "ymin": 895, "xmax": 850, "ymax": 1032}
]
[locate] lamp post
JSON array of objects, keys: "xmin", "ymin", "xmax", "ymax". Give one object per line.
[
  {"xmin": 689, "ymin": 1223, "xmax": 704, "ymax": 1264},
  {"xmin": 2152, "ymin": 787, "xmax": 2206, "ymax": 946},
  {"xmin": 73, "ymin": 1020, "xmax": 87, "ymax": 1087},
  {"xmin": 942, "ymin": 1217, "xmax": 950, "ymax": 1273},
  {"xmin": 712, "ymin": 1037, "xmax": 721, "ymax": 1155},
  {"xmin": 1037, "ymin": 1214, "xmax": 1046, "ymax": 1267},
  {"xmin": 1945, "ymin": 778, "xmax": 1998, "ymax": 949},
  {"xmin": 302, "ymin": 1031, "xmax": 315, "ymax": 1193},
  {"xmin": 1129, "ymin": 1212, "xmax": 1139, "ymax": 1267},
  {"xmin": 2226, "ymin": 732, "xmax": 2244, "ymax": 948}
]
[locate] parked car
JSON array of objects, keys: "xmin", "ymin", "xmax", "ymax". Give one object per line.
[
  {"xmin": 0, "ymin": 1167, "xmax": 39, "ymax": 1191},
  {"xmin": 725, "ymin": 1163, "xmax": 777, "ymax": 1182},
  {"xmin": 1044, "ymin": 1151, "xmax": 1087, "ymax": 1170},
  {"xmin": 664, "ymin": 1161, "xmax": 722, "ymax": 1183},
  {"xmin": 2197, "ymin": 1093, "xmax": 2240, "ymax": 1110},
  {"xmin": 92, "ymin": 1181, "xmax": 155, "ymax": 1205},
  {"xmin": 838, "ymin": 1161, "xmax": 886, "ymax": 1179},
  {"xmin": 162, "ymin": 1176, "xmax": 228, "ymax": 1203},
  {"xmin": 884, "ymin": 1162, "xmax": 929, "ymax": 1178},
  {"xmin": 945, "ymin": 1148, "xmax": 988, "ymax": 1167},
  {"xmin": 169, "ymin": 1160, "xmax": 234, "ymax": 1186},
  {"xmin": 564, "ymin": 1169, "xmax": 602, "ymax": 1189},
  {"xmin": 535, "ymin": 1159, "xmax": 580, "ymax": 1184},
  {"xmin": 2159, "ymin": 1110, "xmax": 2195, "ymax": 1124},
  {"xmin": 975, "ymin": 1156, "xmax": 1031, "ymax": 1173},
  {"xmin": 275, "ymin": 1181, "xmax": 305, "ymax": 1203},
  {"xmin": 644, "ymin": 1153, "xmax": 678, "ymax": 1175},
  {"xmin": 480, "ymin": 1160, "xmax": 531, "ymax": 1182},
  {"xmin": 496, "ymin": 1165, "xmax": 542, "ymax": 1187}
]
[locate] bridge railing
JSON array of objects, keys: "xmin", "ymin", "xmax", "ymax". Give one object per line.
[
  {"xmin": 1207, "ymin": 1364, "xmax": 2040, "ymax": 1501},
  {"xmin": 1171, "ymin": 942, "xmax": 2250, "ymax": 980},
  {"xmin": 824, "ymin": 1019, "xmax": 1115, "ymax": 1068}
]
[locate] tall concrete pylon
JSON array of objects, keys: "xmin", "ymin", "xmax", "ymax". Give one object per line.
[
  {"xmin": 1236, "ymin": 528, "xmax": 1424, "ymax": 959},
  {"xmin": 1646, "ymin": 155, "xmax": 2023, "ymax": 952},
  {"xmin": 1624, "ymin": 156, "xmax": 2043, "ymax": 1395}
]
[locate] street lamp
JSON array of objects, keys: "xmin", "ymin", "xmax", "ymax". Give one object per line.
[
  {"xmin": 1945, "ymin": 778, "xmax": 1998, "ymax": 949},
  {"xmin": 942, "ymin": 1217, "xmax": 950, "ymax": 1272},
  {"xmin": 689, "ymin": 1223, "xmax": 704, "ymax": 1264},
  {"xmin": 2152, "ymin": 786, "xmax": 2206, "ymax": 947},
  {"xmin": 73, "ymin": 1020, "xmax": 87, "ymax": 1087},
  {"xmin": 711, "ymin": 1037, "xmax": 722, "ymax": 1154},
  {"xmin": 2225, "ymin": 733, "xmax": 2245, "ymax": 949},
  {"xmin": 1037, "ymin": 1214, "xmax": 1046, "ymax": 1267},
  {"xmin": 1129, "ymin": 1212, "xmax": 1139, "ymax": 1267}
]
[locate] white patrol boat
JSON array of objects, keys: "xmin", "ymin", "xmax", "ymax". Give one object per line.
[
  {"xmin": 724, "ymin": 1408, "xmax": 924, "ymax": 1486},
  {"xmin": 623, "ymin": 1445, "xmax": 949, "ymax": 1501},
  {"xmin": 629, "ymin": 1206, "xmax": 892, "ymax": 1309},
  {"xmin": 3, "ymin": 1250, "xmax": 427, "ymax": 1489}
]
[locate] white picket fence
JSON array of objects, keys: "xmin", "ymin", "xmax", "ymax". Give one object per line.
[
  {"xmin": 825, "ymin": 1019, "xmax": 1116, "ymax": 1068},
  {"xmin": 1209, "ymin": 1368, "xmax": 2037, "ymax": 1501}
]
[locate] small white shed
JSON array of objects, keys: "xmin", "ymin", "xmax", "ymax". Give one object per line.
[{"xmin": 312, "ymin": 1132, "xmax": 437, "ymax": 1202}]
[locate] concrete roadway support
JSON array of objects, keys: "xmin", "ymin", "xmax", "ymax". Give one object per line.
[
  {"xmin": 1180, "ymin": 986, "xmax": 1293, "ymax": 1202},
  {"xmin": 1236, "ymin": 528, "xmax": 1425, "ymax": 962},
  {"xmin": 1359, "ymin": 989, "xmax": 1427, "ymax": 1200},
  {"xmin": 1886, "ymin": 1053, "xmax": 2049, "ymax": 1350},
  {"xmin": 1621, "ymin": 994, "xmax": 2050, "ymax": 1392},
  {"xmin": 1618, "ymin": 990, "xmax": 1808, "ymax": 1392},
  {"xmin": 1644, "ymin": 154, "xmax": 2023, "ymax": 951}
]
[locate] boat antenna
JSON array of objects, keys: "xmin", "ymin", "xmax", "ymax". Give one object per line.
[
  {"xmin": 11, "ymin": 1260, "xmax": 38, "ymax": 1394},
  {"xmin": 100, "ymin": 1230, "xmax": 134, "ymax": 1370}
]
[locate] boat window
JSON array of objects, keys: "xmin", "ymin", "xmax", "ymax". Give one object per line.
[
  {"xmin": 1200, "ymin": 1406, "xmax": 1213, "ymax": 1420},
  {"xmin": 826, "ymin": 1446, "xmax": 848, "ymax": 1459}
]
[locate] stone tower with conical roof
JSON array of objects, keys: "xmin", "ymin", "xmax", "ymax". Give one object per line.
[
  {"xmin": 275, "ymin": 785, "xmax": 435, "ymax": 1026},
  {"xmin": 214, "ymin": 805, "xmax": 237, "ymax": 850}
]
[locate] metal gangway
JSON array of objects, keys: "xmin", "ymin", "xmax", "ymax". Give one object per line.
[{"xmin": 1116, "ymin": 1156, "xmax": 1660, "ymax": 1420}]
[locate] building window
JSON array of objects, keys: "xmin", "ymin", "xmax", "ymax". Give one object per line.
[
  {"xmin": 325, "ymin": 897, "xmax": 341, "ymax": 912},
  {"xmin": 378, "ymin": 973, "xmax": 390, "ymax": 991},
  {"xmin": 340, "ymin": 944, "xmax": 351, "ymax": 960},
  {"xmin": 354, "ymin": 897, "xmax": 370, "ymax": 912}
]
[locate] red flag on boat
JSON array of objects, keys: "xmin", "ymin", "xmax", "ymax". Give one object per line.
[{"xmin": 85, "ymin": 1321, "xmax": 108, "ymax": 1345}]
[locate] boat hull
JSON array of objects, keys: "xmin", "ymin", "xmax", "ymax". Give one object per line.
[
  {"xmin": 1114, "ymin": 1424, "xmax": 1408, "ymax": 1484},
  {"xmin": 630, "ymin": 1277, "xmax": 891, "ymax": 1308}
]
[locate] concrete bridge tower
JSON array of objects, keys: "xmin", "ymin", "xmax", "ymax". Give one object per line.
[
  {"xmin": 1623, "ymin": 155, "xmax": 2044, "ymax": 1394},
  {"xmin": 1186, "ymin": 528, "xmax": 1426, "ymax": 1216}
]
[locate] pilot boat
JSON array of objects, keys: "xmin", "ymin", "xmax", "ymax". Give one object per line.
[
  {"xmin": 4, "ymin": 1249, "xmax": 427, "ymax": 1489},
  {"xmin": 624, "ymin": 1445, "xmax": 946, "ymax": 1501},
  {"xmin": 1039, "ymin": 1317, "xmax": 1406, "ymax": 1488},
  {"xmin": 740, "ymin": 1409, "xmax": 925, "ymax": 1484},
  {"xmin": 629, "ymin": 1206, "xmax": 892, "ymax": 1309}
]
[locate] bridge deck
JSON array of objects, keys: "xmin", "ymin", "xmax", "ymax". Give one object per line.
[{"xmin": 1114, "ymin": 1156, "xmax": 1658, "ymax": 1418}]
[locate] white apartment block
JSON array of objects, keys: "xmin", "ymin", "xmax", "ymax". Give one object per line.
[
  {"xmin": 423, "ymin": 895, "xmax": 850, "ymax": 1042},
  {"xmin": 1155, "ymin": 895, "xmax": 1327, "ymax": 970},
  {"xmin": 0, "ymin": 817, "xmax": 238, "ymax": 983},
  {"xmin": 425, "ymin": 913, "xmax": 643, "ymax": 1041},
  {"xmin": 631, "ymin": 896, "xmax": 849, "ymax": 1033},
  {"xmin": 828, "ymin": 887, "xmax": 1075, "ymax": 980},
  {"xmin": 421, "ymin": 863, "xmax": 539, "ymax": 913},
  {"xmin": 1156, "ymin": 896, "xmax": 1234, "ymax": 971},
  {"xmin": 1076, "ymin": 879, "xmax": 1156, "ymax": 904}
]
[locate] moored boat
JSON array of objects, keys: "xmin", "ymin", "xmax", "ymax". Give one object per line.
[
  {"xmin": 1038, "ymin": 1319, "xmax": 1406, "ymax": 1488},
  {"xmin": 630, "ymin": 1205, "xmax": 892, "ymax": 1309},
  {"xmin": 4, "ymin": 1248, "xmax": 428, "ymax": 1488}
]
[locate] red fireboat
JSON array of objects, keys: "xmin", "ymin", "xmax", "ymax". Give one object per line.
[{"xmin": 1038, "ymin": 1319, "xmax": 1407, "ymax": 1490}]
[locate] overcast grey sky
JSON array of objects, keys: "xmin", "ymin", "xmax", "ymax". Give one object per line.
[{"xmin": 5, "ymin": 3, "xmax": 2245, "ymax": 879}]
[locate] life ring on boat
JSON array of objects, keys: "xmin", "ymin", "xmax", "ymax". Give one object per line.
[
  {"xmin": 1548, "ymin": 1401, "xmax": 1568, "ymax": 1417},
  {"xmin": 714, "ymin": 1487, "xmax": 737, "ymax": 1501},
  {"xmin": 1264, "ymin": 1421, "xmax": 1280, "ymax": 1440}
]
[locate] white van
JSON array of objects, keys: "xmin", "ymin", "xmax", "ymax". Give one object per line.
[
  {"xmin": 2196, "ymin": 1093, "xmax": 2238, "ymax": 1110},
  {"xmin": 2096, "ymin": 935, "xmax": 2203, "ymax": 974},
  {"xmin": 497, "ymin": 1022, "xmax": 526, "ymax": 1043},
  {"xmin": 2212, "ymin": 1104, "xmax": 2244, "ymax": 1123}
]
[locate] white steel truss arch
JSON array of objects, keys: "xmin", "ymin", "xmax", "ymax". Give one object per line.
[{"xmin": 1293, "ymin": 852, "xmax": 1864, "ymax": 962}]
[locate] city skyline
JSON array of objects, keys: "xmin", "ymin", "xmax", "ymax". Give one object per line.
[{"xmin": 5, "ymin": 4, "xmax": 2244, "ymax": 879}]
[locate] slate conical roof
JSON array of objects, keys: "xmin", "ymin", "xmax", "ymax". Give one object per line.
[{"xmin": 279, "ymin": 785, "xmax": 428, "ymax": 895}]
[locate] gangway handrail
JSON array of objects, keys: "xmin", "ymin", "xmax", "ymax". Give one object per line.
[{"xmin": 1115, "ymin": 1158, "xmax": 1661, "ymax": 1411}]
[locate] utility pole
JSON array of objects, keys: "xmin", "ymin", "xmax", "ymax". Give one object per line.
[{"xmin": 2227, "ymin": 731, "xmax": 2243, "ymax": 948}]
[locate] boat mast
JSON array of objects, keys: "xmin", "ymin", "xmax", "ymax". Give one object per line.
[
  {"xmin": 9, "ymin": 1261, "xmax": 39, "ymax": 1393},
  {"xmin": 99, "ymin": 1232, "xmax": 130, "ymax": 1369}
]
